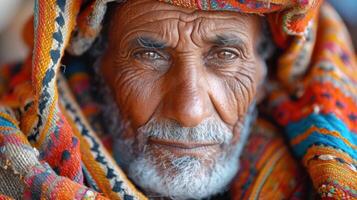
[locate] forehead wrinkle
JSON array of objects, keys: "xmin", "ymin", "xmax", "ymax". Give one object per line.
[
  {"xmin": 114, "ymin": 17, "xmax": 250, "ymax": 47},
  {"xmin": 121, "ymin": 12, "xmax": 250, "ymax": 28},
  {"xmin": 194, "ymin": 24, "xmax": 251, "ymax": 47},
  {"xmin": 124, "ymin": 17, "xmax": 250, "ymax": 45},
  {"xmin": 189, "ymin": 17, "xmax": 204, "ymax": 48},
  {"xmin": 199, "ymin": 17, "xmax": 249, "ymax": 33},
  {"xmin": 112, "ymin": 1, "xmax": 260, "ymax": 50},
  {"xmin": 114, "ymin": 0, "xmax": 252, "ymax": 30},
  {"xmin": 117, "ymin": 23, "xmax": 252, "ymax": 53},
  {"xmin": 115, "ymin": 2, "xmax": 193, "ymax": 28},
  {"xmin": 117, "ymin": 0, "xmax": 255, "ymax": 21},
  {"xmin": 117, "ymin": 0, "xmax": 194, "ymax": 16}
]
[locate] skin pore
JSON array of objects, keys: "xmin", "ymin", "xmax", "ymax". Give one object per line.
[{"xmin": 100, "ymin": 0, "xmax": 266, "ymax": 199}]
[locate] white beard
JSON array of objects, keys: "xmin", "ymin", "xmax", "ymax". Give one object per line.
[
  {"xmin": 112, "ymin": 106, "xmax": 256, "ymax": 200},
  {"xmin": 127, "ymin": 147, "xmax": 239, "ymax": 200}
]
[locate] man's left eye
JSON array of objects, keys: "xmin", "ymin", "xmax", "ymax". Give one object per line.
[
  {"xmin": 216, "ymin": 50, "xmax": 238, "ymax": 60},
  {"xmin": 208, "ymin": 49, "xmax": 240, "ymax": 61}
]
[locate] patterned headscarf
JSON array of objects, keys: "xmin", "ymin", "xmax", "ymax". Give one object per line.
[{"xmin": 0, "ymin": 0, "xmax": 356, "ymax": 199}]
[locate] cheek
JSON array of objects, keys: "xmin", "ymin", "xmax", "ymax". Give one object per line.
[
  {"xmin": 102, "ymin": 55, "xmax": 163, "ymax": 129},
  {"xmin": 207, "ymin": 63, "xmax": 259, "ymax": 126},
  {"xmin": 207, "ymin": 65, "xmax": 260, "ymax": 148}
]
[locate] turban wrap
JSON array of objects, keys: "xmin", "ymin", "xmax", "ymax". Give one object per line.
[{"xmin": 0, "ymin": 0, "xmax": 356, "ymax": 199}]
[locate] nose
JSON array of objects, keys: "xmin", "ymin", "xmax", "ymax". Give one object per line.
[{"xmin": 161, "ymin": 57, "xmax": 213, "ymax": 127}]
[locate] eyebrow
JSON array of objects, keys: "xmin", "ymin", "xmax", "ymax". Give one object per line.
[
  {"xmin": 212, "ymin": 34, "xmax": 245, "ymax": 46},
  {"xmin": 129, "ymin": 35, "xmax": 244, "ymax": 49},
  {"xmin": 133, "ymin": 37, "xmax": 167, "ymax": 49}
]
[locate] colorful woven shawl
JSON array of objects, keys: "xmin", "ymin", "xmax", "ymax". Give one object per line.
[{"xmin": 0, "ymin": 0, "xmax": 356, "ymax": 199}]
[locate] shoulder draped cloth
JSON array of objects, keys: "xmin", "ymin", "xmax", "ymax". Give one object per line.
[{"xmin": 0, "ymin": 0, "xmax": 356, "ymax": 199}]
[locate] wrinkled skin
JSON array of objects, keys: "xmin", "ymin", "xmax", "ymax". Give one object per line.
[{"xmin": 100, "ymin": 0, "xmax": 266, "ymax": 198}]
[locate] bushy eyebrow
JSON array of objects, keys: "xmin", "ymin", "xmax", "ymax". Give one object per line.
[
  {"xmin": 212, "ymin": 34, "xmax": 245, "ymax": 46},
  {"xmin": 128, "ymin": 35, "xmax": 244, "ymax": 49},
  {"xmin": 133, "ymin": 36, "xmax": 167, "ymax": 49}
]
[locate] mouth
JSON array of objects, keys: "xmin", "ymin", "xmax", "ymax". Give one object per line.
[{"xmin": 147, "ymin": 138, "xmax": 220, "ymax": 156}]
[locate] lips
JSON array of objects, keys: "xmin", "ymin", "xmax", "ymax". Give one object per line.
[
  {"xmin": 148, "ymin": 137, "xmax": 220, "ymax": 148},
  {"xmin": 147, "ymin": 137, "xmax": 221, "ymax": 156}
]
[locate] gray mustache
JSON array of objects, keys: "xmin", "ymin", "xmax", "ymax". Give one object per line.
[{"xmin": 137, "ymin": 117, "xmax": 233, "ymax": 144}]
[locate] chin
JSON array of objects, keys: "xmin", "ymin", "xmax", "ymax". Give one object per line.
[
  {"xmin": 126, "ymin": 145, "xmax": 240, "ymax": 200},
  {"xmin": 113, "ymin": 129, "xmax": 250, "ymax": 200}
]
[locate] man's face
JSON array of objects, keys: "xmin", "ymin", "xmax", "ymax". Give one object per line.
[{"xmin": 100, "ymin": 0, "xmax": 266, "ymax": 198}]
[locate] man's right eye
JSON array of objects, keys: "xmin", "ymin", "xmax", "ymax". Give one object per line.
[
  {"xmin": 133, "ymin": 50, "xmax": 165, "ymax": 61},
  {"xmin": 132, "ymin": 50, "xmax": 171, "ymax": 71}
]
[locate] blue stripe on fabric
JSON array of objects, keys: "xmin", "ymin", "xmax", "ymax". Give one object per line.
[
  {"xmin": 57, "ymin": 0, "xmax": 66, "ymax": 12},
  {"xmin": 286, "ymin": 113, "xmax": 357, "ymax": 160},
  {"xmin": 0, "ymin": 116, "xmax": 16, "ymax": 129},
  {"xmin": 291, "ymin": 131, "xmax": 357, "ymax": 160},
  {"xmin": 286, "ymin": 113, "xmax": 357, "ymax": 144}
]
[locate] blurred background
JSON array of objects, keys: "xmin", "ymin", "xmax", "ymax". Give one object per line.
[
  {"xmin": 0, "ymin": 0, "xmax": 33, "ymax": 65},
  {"xmin": 0, "ymin": 0, "xmax": 356, "ymax": 65}
]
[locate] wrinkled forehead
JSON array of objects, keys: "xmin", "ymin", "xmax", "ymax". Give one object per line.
[
  {"xmin": 108, "ymin": 0, "xmax": 262, "ymax": 43},
  {"xmin": 115, "ymin": 0, "xmax": 253, "ymax": 20}
]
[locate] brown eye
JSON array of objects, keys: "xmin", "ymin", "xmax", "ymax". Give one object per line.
[
  {"xmin": 134, "ymin": 50, "xmax": 164, "ymax": 60},
  {"xmin": 216, "ymin": 50, "xmax": 238, "ymax": 60},
  {"xmin": 133, "ymin": 50, "xmax": 171, "ymax": 71}
]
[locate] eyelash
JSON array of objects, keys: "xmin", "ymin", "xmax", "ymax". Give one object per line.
[
  {"xmin": 206, "ymin": 47, "xmax": 245, "ymax": 65},
  {"xmin": 131, "ymin": 49, "xmax": 171, "ymax": 71},
  {"xmin": 212, "ymin": 48, "xmax": 241, "ymax": 58},
  {"xmin": 133, "ymin": 49, "xmax": 166, "ymax": 60}
]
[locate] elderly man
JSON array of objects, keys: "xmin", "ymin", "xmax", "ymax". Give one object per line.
[{"xmin": 0, "ymin": 0, "xmax": 356, "ymax": 199}]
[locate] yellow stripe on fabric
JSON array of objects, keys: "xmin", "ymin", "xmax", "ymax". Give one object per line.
[
  {"xmin": 303, "ymin": 145, "xmax": 357, "ymax": 167},
  {"xmin": 32, "ymin": 0, "xmax": 56, "ymax": 97},
  {"xmin": 35, "ymin": 90, "xmax": 58, "ymax": 148},
  {"xmin": 0, "ymin": 112, "xmax": 19, "ymax": 128},
  {"xmin": 302, "ymin": 140, "xmax": 357, "ymax": 198},
  {"xmin": 0, "ymin": 127, "xmax": 17, "ymax": 132},
  {"xmin": 256, "ymin": 139, "xmax": 284, "ymax": 169},
  {"xmin": 290, "ymin": 126, "xmax": 357, "ymax": 150},
  {"xmin": 249, "ymin": 147, "xmax": 287, "ymax": 200},
  {"xmin": 307, "ymin": 160, "xmax": 357, "ymax": 189}
]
